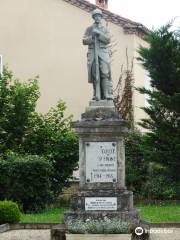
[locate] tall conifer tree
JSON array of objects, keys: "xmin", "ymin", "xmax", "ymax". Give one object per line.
[{"xmin": 138, "ymin": 24, "xmax": 180, "ymax": 186}]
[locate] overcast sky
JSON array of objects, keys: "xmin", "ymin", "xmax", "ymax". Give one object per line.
[{"xmin": 88, "ymin": 0, "xmax": 180, "ymax": 30}]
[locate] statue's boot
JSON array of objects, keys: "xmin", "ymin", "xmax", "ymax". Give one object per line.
[
  {"xmin": 107, "ymin": 79, "xmax": 113, "ymax": 100},
  {"xmin": 92, "ymin": 82, "xmax": 96, "ymax": 100},
  {"xmin": 102, "ymin": 78, "xmax": 113, "ymax": 100}
]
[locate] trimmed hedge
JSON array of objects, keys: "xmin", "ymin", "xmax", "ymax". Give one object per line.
[
  {"xmin": 0, "ymin": 200, "xmax": 21, "ymax": 224},
  {"xmin": 0, "ymin": 154, "xmax": 53, "ymax": 212}
]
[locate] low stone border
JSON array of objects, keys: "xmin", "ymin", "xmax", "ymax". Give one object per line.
[
  {"xmin": 0, "ymin": 222, "xmax": 180, "ymax": 230},
  {"xmin": 0, "ymin": 223, "xmax": 10, "ymax": 233},
  {"xmin": 1, "ymin": 221, "xmax": 180, "ymax": 239},
  {"xmin": 0, "ymin": 223, "xmax": 59, "ymax": 233},
  {"xmin": 9, "ymin": 222, "xmax": 59, "ymax": 230},
  {"xmin": 150, "ymin": 222, "xmax": 180, "ymax": 228}
]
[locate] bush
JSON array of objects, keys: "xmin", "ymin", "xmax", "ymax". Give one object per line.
[
  {"xmin": 142, "ymin": 163, "xmax": 180, "ymax": 200},
  {"xmin": 0, "ymin": 200, "xmax": 21, "ymax": 224},
  {"xmin": 125, "ymin": 130, "xmax": 180, "ymax": 200},
  {"xmin": 125, "ymin": 130, "xmax": 148, "ymax": 197},
  {"xmin": 0, "ymin": 154, "xmax": 53, "ymax": 212},
  {"xmin": 67, "ymin": 218, "xmax": 129, "ymax": 234}
]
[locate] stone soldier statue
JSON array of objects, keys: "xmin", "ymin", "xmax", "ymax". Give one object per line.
[{"xmin": 83, "ymin": 9, "xmax": 113, "ymax": 101}]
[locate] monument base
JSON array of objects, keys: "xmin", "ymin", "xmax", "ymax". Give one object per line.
[
  {"xmin": 65, "ymin": 210, "xmax": 140, "ymax": 223},
  {"xmin": 64, "ymin": 190, "xmax": 140, "ymax": 223},
  {"xmin": 65, "ymin": 108, "xmax": 140, "ymax": 225},
  {"xmin": 87, "ymin": 99, "xmax": 115, "ymax": 111}
]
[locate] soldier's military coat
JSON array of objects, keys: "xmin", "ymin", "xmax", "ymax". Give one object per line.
[{"xmin": 83, "ymin": 23, "xmax": 111, "ymax": 83}]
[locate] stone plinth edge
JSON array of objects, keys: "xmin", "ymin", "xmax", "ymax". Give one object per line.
[
  {"xmin": 88, "ymin": 99, "xmax": 115, "ymax": 109},
  {"xmin": 71, "ymin": 108, "xmax": 129, "ymax": 137},
  {"xmin": 0, "ymin": 223, "xmax": 10, "ymax": 233},
  {"xmin": 64, "ymin": 209, "xmax": 140, "ymax": 223},
  {"xmin": 66, "ymin": 234, "xmax": 130, "ymax": 240},
  {"xmin": 82, "ymin": 107, "xmax": 120, "ymax": 121}
]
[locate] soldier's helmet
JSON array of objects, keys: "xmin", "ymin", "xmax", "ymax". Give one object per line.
[{"xmin": 92, "ymin": 8, "xmax": 103, "ymax": 18}]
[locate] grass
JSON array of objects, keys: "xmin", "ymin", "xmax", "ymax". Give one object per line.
[
  {"xmin": 137, "ymin": 204, "xmax": 180, "ymax": 222},
  {"xmin": 20, "ymin": 205, "xmax": 180, "ymax": 223},
  {"xmin": 20, "ymin": 208, "xmax": 68, "ymax": 223}
]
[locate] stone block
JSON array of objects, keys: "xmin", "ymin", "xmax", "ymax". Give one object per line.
[
  {"xmin": 0, "ymin": 223, "xmax": 10, "ymax": 233},
  {"xmin": 66, "ymin": 234, "xmax": 131, "ymax": 240},
  {"xmin": 65, "ymin": 210, "xmax": 140, "ymax": 223},
  {"xmin": 51, "ymin": 224, "xmax": 66, "ymax": 240}
]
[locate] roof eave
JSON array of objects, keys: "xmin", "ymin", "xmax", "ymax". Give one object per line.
[{"xmin": 62, "ymin": 0, "xmax": 151, "ymax": 37}]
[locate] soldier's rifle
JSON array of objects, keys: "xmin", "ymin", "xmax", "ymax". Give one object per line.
[{"xmin": 94, "ymin": 31, "xmax": 101, "ymax": 100}]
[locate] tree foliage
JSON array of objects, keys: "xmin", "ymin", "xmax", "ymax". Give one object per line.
[
  {"xmin": 0, "ymin": 154, "xmax": 53, "ymax": 212},
  {"xmin": 0, "ymin": 67, "xmax": 79, "ymax": 210},
  {"xmin": 22, "ymin": 101, "xmax": 79, "ymax": 196},
  {"xmin": 137, "ymin": 24, "xmax": 180, "ymax": 191},
  {"xmin": 0, "ymin": 68, "xmax": 39, "ymax": 153},
  {"xmin": 125, "ymin": 130, "xmax": 148, "ymax": 197}
]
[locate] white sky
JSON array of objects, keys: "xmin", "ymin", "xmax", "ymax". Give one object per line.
[{"xmin": 88, "ymin": 0, "xmax": 180, "ymax": 29}]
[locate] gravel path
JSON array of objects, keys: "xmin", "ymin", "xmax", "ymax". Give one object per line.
[
  {"xmin": 0, "ymin": 228, "xmax": 180, "ymax": 240},
  {"xmin": 150, "ymin": 228, "xmax": 180, "ymax": 240},
  {"xmin": 0, "ymin": 230, "xmax": 50, "ymax": 240}
]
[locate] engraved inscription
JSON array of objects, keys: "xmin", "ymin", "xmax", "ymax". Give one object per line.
[
  {"xmin": 85, "ymin": 197, "xmax": 117, "ymax": 211},
  {"xmin": 86, "ymin": 142, "xmax": 117, "ymax": 183}
]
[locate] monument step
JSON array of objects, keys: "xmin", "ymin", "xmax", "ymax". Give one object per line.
[{"xmin": 64, "ymin": 209, "xmax": 140, "ymax": 223}]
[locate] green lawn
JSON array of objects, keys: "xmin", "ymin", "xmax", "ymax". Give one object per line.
[
  {"xmin": 20, "ymin": 208, "xmax": 68, "ymax": 223},
  {"xmin": 20, "ymin": 205, "xmax": 180, "ymax": 223},
  {"xmin": 137, "ymin": 204, "xmax": 180, "ymax": 222}
]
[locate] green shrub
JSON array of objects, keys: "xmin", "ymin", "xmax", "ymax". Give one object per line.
[
  {"xmin": 125, "ymin": 130, "xmax": 148, "ymax": 196},
  {"xmin": 0, "ymin": 200, "xmax": 21, "ymax": 224},
  {"xmin": 0, "ymin": 154, "xmax": 53, "ymax": 212},
  {"xmin": 142, "ymin": 163, "xmax": 180, "ymax": 200},
  {"xmin": 67, "ymin": 218, "xmax": 129, "ymax": 234},
  {"xmin": 125, "ymin": 130, "xmax": 180, "ymax": 200}
]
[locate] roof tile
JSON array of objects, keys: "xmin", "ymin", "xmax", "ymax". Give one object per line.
[{"xmin": 62, "ymin": 0, "xmax": 150, "ymax": 36}]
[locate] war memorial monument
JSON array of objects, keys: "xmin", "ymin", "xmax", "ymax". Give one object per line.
[{"xmin": 64, "ymin": 8, "xmax": 140, "ymax": 223}]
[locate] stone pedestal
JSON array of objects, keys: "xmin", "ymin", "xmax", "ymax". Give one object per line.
[
  {"xmin": 64, "ymin": 108, "xmax": 140, "ymax": 223},
  {"xmin": 88, "ymin": 100, "xmax": 115, "ymax": 109}
]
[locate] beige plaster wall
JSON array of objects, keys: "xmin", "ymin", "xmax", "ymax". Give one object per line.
[
  {"xmin": 133, "ymin": 35, "xmax": 149, "ymax": 128},
  {"xmin": 0, "ymin": 0, "xmax": 147, "ymax": 123}
]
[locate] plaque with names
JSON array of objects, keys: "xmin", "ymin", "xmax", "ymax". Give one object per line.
[
  {"xmin": 85, "ymin": 142, "xmax": 117, "ymax": 183},
  {"xmin": 85, "ymin": 197, "xmax": 117, "ymax": 211}
]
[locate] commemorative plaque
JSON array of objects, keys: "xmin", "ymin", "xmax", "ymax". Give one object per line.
[
  {"xmin": 85, "ymin": 142, "xmax": 117, "ymax": 183},
  {"xmin": 85, "ymin": 197, "xmax": 117, "ymax": 211}
]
